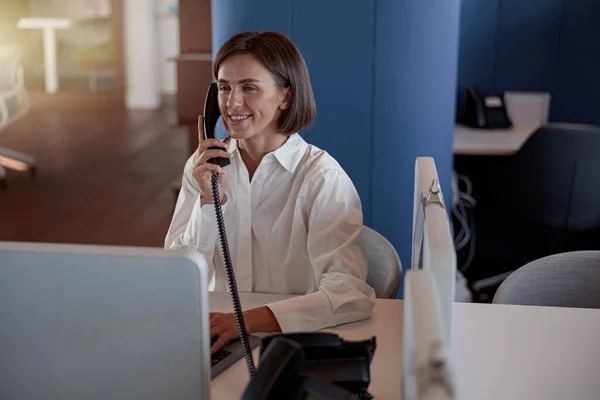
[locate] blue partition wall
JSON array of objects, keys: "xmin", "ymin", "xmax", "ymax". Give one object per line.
[
  {"xmin": 459, "ymin": 0, "xmax": 600, "ymax": 125},
  {"xmin": 212, "ymin": 0, "xmax": 461, "ymax": 297}
]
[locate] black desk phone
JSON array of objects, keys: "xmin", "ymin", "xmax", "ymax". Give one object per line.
[
  {"xmin": 462, "ymin": 87, "xmax": 512, "ymax": 130},
  {"xmin": 242, "ymin": 333, "xmax": 376, "ymax": 400},
  {"xmin": 203, "ymin": 82, "xmax": 377, "ymax": 399}
]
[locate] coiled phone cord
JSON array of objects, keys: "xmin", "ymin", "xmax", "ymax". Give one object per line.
[{"xmin": 211, "ymin": 173, "xmax": 256, "ymax": 376}]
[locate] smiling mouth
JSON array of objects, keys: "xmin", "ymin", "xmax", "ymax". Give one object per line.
[
  {"xmin": 228, "ymin": 115, "xmax": 251, "ymax": 122},
  {"xmin": 227, "ymin": 115, "xmax": 252, "ymax": 128}
]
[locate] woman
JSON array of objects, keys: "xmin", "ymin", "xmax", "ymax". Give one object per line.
[{"xmin": 165, "ymin": 31, "xmax": 375, "ymax": 353}]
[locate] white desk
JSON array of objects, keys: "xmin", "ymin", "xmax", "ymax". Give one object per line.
[
  {"xmin": 453, "ymin": 122, "xmax": 596, "ymax": 156},
  {"xmin": 453, "ymin": 124, "xmax": 539, "ymax": 156},
  {"xmin": 17, "ymin": 18, "xmax": 72, "ymax": 94},
  {"xmin": 209, "ymin": 292, "xmax": 600, "ymax": 400}
]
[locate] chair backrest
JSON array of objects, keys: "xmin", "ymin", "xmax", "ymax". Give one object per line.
[
  {"xmin": 490, "ymin": 124, "xmax": 600, "ymax": 231},
  {"xmin": 0, "ymin": 46, "xmax": 19, "ymax": 92},
  {"xmin": 362, "ymin": 226, "xmax": 402, "ymax": 299},
  {"xmin": 0, "ymin": 45, "xmax": 28, "ymax": 129},
  {"xmin": 493, "ymin": 251, "xmax": 600, "ymax": 309}
]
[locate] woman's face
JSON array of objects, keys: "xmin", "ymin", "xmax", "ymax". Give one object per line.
[{"xmin": 217, "ymin": 53, "xmax": 290, "ymax": 139}]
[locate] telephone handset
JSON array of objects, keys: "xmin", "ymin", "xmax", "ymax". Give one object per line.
[
  {"xmin": 241, "ymin": 334, "xmax": 376, "ymax": 400},
  {"xmin": 203, "ymin": 82, "xmax": 255, "ymax": 375},
  {"xmin": 463, "ymin": 87, "xmax": 512, "ymax": 130},
  {"xmin": 203, "ymin": 82, "xmax": 230, "ymax": 168}
]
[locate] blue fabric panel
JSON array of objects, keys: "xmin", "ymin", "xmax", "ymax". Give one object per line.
[
  {"xmin": 372, "ymin": 0, "xmax": 461, "ymax": 295},
  {"xmin": 292, "ymin": 0, "xmax": 375, "ymax": 225},
  {"xmin": 553, "ymin": 0, "xmax": 600, "ymax": 124},
  {"xmin": 211, "ymin": 0, "xmax": 292, "ymax": 55},
  {"xmin": 494, "ymin": 0, "xmax": 563, "ymax": 92},
  {"xmin": 457, "ymin": 0, "xmax": 499, "ymax": 92}
]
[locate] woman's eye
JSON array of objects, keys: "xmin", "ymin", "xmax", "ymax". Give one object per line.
[
  {"xmin": 219, "ymin": 86, "xmax": 230, "ymax": 92},
  {"xmin": 244, "ymin": 86, "xmax": 257, "ymax": 92}
]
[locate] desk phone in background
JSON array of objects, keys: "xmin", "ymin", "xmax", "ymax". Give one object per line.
[
  {"xmin": 203, "ymin": 83, "xmax": 377, "ymax": 399},
  {"xmin": 462, "ymin": 87, "xmax": 512, "ymax": 130}
]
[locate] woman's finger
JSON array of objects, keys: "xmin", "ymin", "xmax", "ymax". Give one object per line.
[
  {"xmin": 198, "ymin": 138, "xmax": 228, "ymax": 152},
  {"xmin": 210, "ymin": 322, "xmax": 223, "ymax": 337},
  {"xmin": 210, "ymin": 316, "xmax": 225, "ymax": 329},
  {"xmin": 210, "ymin": 335, "xmax": 228, "ymax": 354},
  {"xmin": 193, "ymin": 162, "xmax": 223, "ymax": 178},
  {"xmin": 197, "ymin": 115, "xmax": 205, "ymax": 145},
  {"xmin": 197, "ymin": 149, "xmax": 231, "ymax": 164}
]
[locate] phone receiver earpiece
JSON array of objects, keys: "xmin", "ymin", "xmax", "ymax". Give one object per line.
[{"xmin": 204, "ymin": 82, "xmax": 231, "ymax": 168}]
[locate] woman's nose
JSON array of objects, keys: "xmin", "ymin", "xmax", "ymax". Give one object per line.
[{"xmin": 227, "ymin": 88, "xmax": 243, "ymax": 109}]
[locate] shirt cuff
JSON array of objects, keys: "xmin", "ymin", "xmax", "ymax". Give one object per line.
[
  {"xmin": 182, "ymin": 196, "xmax": 227, "ymax": 252},
  {"xmin": 265, "ymin": 291, "xmax": 330, "ymax": 333}
]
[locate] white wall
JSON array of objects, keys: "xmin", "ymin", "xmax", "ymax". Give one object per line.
[
  {"xmin": 27, "ymin": 0, "xmax": 179, "ymax": 106},
  {"xmin": 28, "ymin": 0, "xmax": 111, "ymax": 19},
  {"xmin": 156, "ymin": 0, "xmax": 179, "ymax": 95},
  {"xmin": 27, "ymin": 0, "xmax": 112, "ymax": 49},
  {"xmin": 123, "ymin": 0, "xmax": 179, "ymax": 107},
  {"xmin": 123, "ymin": 0, "xmax": 160, "ymax": 108}
]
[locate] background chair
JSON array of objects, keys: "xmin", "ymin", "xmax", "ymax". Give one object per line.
[
  {"xmin": 468, "ymin": 123, "xmax": 600, "ymax": 299},
  {"xmin": 0, "ymin": 165, "xmax": 5, "ymax": 188},
  {"xmin": 362, "ymin": 226, "xmax": 402, "ymax": 299},
  {"xmin": 0, "ymin": 46, "xmax": 29, "ymax": 128},
  {"xmin": 493, "ymin": 251, "xmax": 600, "ymax": 309},
  {"xmin": 0, "ymin": 45, "xmax": 36, "ymax": 177},
  {"xmin": 491, "ymin": 123, "xmax": 600, "ymax": 232}
]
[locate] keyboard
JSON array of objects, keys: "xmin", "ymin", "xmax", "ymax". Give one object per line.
[
  {"xmin": 211, "ymin": 336, "xmax": 231, "ymax": 367},
  {"xmin": 210, "ymin": 334, "xmax": 260, "ymax": 379},
  {"xmin": 211, "ymin": 349, "xmax": 231, "ymax": 366}
]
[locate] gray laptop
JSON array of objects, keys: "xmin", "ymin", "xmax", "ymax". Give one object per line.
[{"xmin": 0, "ymin": 242, "xmax": 258, "ymax": 399}]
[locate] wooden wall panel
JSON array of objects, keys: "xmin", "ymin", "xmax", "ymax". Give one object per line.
[
  {"xmin": 176, "ymin": 61, "xmax": 213, "ymax": 152},
  {"xmin": 179, "ymin": 0, "xmax": 212, "ymax": 53},
  {"xmin": 176, "ymin": 0, "xmax": 214, "ymax": 154}
]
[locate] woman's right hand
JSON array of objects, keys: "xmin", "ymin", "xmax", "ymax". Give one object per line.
[{"xmin": 193, "ymin": 115, "xmax": 232, "ymax": 204}]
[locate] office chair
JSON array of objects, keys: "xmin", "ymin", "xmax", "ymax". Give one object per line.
[
  {"xmin": 0, "ymin": 165, "xmax": 6, "ymax": 188},
  {"xmin": 471, "ymin": 124, "xmax": 600, "ymax": 295},
  {"xmin": 0, "ymin": 46, "xmax": 36, "ymax": 177},
  {"xmin": 493, "ymin": 251, "xmax": 600, "ymax": 309},
  {"xmin": 362, "ymin": 226, "xmax": 402, "ymax": 299},
  {"xmin": 492, "ymin": 123, "xmax": 600, "ymax": 231}
]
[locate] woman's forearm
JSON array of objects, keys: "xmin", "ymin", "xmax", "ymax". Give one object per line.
[{"xmin": 244, "ymin": 306, "xmax": 282, "ymax": 333}]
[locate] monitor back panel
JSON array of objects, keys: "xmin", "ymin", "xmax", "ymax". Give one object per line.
[
  {"xmin": 412, "ymin": 157, "xmax": 457, "ymax": 344},
  {"xmin": 0, "ymin": 243, "xmax": 210, "ymax": 400}
]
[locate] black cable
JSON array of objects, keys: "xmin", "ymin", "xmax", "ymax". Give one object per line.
[{"xmin": 211, "ymin": 173, "xmax": 256, "ymax": 376}]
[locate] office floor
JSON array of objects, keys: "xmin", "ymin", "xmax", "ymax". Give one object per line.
[{"xmin": 0, "ymin": 98, "xmax": 188, "ymax": 247}]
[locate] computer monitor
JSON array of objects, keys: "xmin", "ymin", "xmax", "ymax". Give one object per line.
[
  {"xmin": 402, "ymin": 269, "xmax": 457, "ymax": 400},
  {"xmin": 402, "ymin": 157, "xmax": 458, "ymax": 399},
  {"xmin": 0, "ymin": 242, "xmax": 211, "ymax": 400},
  {"xmin": 411, "ymin": 156, "xmax": 456, "ymax": 343}
]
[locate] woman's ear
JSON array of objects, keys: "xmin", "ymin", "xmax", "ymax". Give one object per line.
[{"xmin": 279, "ymin": 87, "xmax": 292, "ymax": 111}]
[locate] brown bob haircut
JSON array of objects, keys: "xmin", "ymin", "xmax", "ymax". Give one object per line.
[{"xmin": 213, "ymin": 31, "xmax": 316, "ymax": 135}]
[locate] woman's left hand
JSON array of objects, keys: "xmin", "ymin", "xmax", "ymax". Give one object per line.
[
  {"xmin": 209, "ymin": 312, "xmax": 240, "ymax": 353},
  {"xmin": 210, "ymin": 306, "xmax": 281, "ymax": 353}
]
